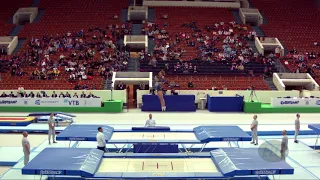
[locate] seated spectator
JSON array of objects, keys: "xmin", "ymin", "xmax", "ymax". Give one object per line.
[
  {"xmin": 29, "ymin": 91, "xmax": 35, "ymax": 98},
  {"xmin": 223, "ymin": 85, "xmax": 228, "ymax": 90},
  {"xmin": 36, "ymin": 92, "xmax": 42, "ymax": 98},
  {"xmin": 0, "ymin": 92, "xmax": 7, "ymax": 97},
  {"xmin": 140, "ymin": 82, "xmax": 146, "ymax": 90},
  {"xmin": 171, "ymin": 88, "xmax": 178, "ymax": 95},
  {"xmin": 18, "ymin": 86, "xmax": 25, "ymax": 94},
  {"xmin": 51, "ymin": 91, "xmax": 58, "ymax": 98},
  {"xmin": 238, "ymin": 64, "xmax": 244, "ymax": 71},
  {"xmin": 188, "ymin": 81, "xmax": 194, "ymax": 88},
  {"xmin": 113, "ymin": 14, "xmax": 118, "ymax": 19},
  {"xmin": 162, "ymin": 14, "xmax": 168, "ymax": 19},
  {"xmin": 65, "ymin": 92, "xmax": 71, "ymax": 98},
  {"xmin": 73, "ymin": 93, "xmax": 78, "ymax": 98},
  {"xmin": 59, "ymin": 92, "xmax": 65, "ymax": 98},
  {"xmin": 193, "ymin": 66, "xmax": 198, "ymax": 73},
  {"xmin": 118, "ymin": 82, "xmax": 125, "ymax": 90},
  {"xmin": 81, "ymin": 91, "xmax": 86, "ymax": 98}
]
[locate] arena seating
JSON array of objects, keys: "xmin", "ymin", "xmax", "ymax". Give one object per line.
[
  {"xmin": 0, "ymin": 0, "xmax": 32, "ymax": 36},
  {"xmin": 163, "ymin": 75, "xmax": 269, "ymax": 90},
  {"xmin": 0, "ymin": 0, "xmax": 130, "ymax": 90},
  {"xmin": 251, "ymin": 0, "xmax": 320, "ymax": 81}
]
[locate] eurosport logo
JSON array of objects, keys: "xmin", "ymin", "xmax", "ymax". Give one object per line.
[
  {"xmin": 316, "ymin": 100, "xmax": 320, "ymax": 105},
  {"xmin": 280, "ymin": 101, "xmax": 299, "ymax": 105},
  {"xmin": 0, "ymin": 100, "xmax": 18, "ymax": 104},
  {"xmin": 35, "ymin": 100, "xmax": 59, "ymax": 105}
]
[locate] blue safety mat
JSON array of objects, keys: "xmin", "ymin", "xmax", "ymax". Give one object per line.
[
  {"xmin": 21, "ymin": 148, "xmax": 279, "ymax": 179},
  {"xmin": 194, "ymin": 126, "xmax": 252, "ymax": 142},
  {"xmin": 210, "ymin": 148, "xmax": 294, "ymax": 177},
  {"xmin": 308, "ymin": 124, "xmax": 320, "ymax": 133},
  {"xmin": 56, "ymin": 124, "xmax": 114, "ymax": 141},
  {"xmin": 22, "ymin": 148, "xmax": 104, "ymax": 177}
]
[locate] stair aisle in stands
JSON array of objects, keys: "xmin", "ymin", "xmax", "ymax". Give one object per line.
[
  {"xmin": 121, "ymin": 9, "xmax": 128, "ymax": 22},
  {"xmin": 32, "ymin": 9, "xmax": 45, "ymax": 23},
  {"xmin": 11, "ymin": 38, "xmax": 27, "ymax": 54},
  {"xmin": 8, "ymin": 25, "xmax": 24, "ymax": 36},
  {"xmin": 131, "ymin": 23, "xmax": 142, "ymax": 35},
  {"xmin": 264, "ymin": 77, "xmax": 278, "ymax": 90},
  {"xmin": 232, "ymin": 9, "xmax": 242, "ymax": 24},
  {"xmin": 252, "ymin": 26, "xmax": 266, "ymax": 37},
  {"xmin": 148, "ymin": 8, "xmax": 155, "ymax": 22}
]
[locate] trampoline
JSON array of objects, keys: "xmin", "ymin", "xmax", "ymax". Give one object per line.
[
  {"xmin": 22, "ymin": 148, "xmax": 294, "ymax": 179},
  {"xmin": 56, "ymin": 125, "xmax": 252, "ymax": 152},
  {"xmin": 0, "ymin": 117, "xmax": 35, "ymax": 126},
  {"xmin": 308, "ymin": 124, "xmax": 320, "ymax": 149},
  {"xmin": 28, "ymin": 112, "xmax": 74, "ymax": 126}
]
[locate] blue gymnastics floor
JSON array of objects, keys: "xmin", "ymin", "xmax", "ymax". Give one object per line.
[{"xmin": 1, "ymin": 111, "xmax": 320, "ymax": 179}]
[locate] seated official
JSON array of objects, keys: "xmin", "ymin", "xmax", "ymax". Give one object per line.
[
  {"xmin": 29, "ymin": 92, "xmax": 35, "ymax": 98},
  {"xmin": 0, "ymin": 92, "xmax": 8, "ymax": 97},
  {"xmin": 65, "ymin": 92, "xmax": 71, "ymax": 98},
  {"xmin": 59, "ymin": 92, "xmax": 65, "ymax": 98},
  {"xmin": 9, "ymin": 91, "xmax": 16, "ymax": 97},
  {"xmin": 42, "ymin": 91, "xmax": 49, "ymax": 97},
  {"xmin": 80, "ymin": 91, "xmax": 86, "ymax": 98},
  {"xmin": 145, "ymin": 114, "xmax": 156, "ymax": 127},
  {"xmin": 51, "ymin": 91, "xmax": 58, "ymax": 98},
  {"xmin": 36, "ymin": 92, "xmax": 42, "ymax": 98},
  {"xmin": 188, "ymin": 81, "xmax": 194, "ymax": 88},
  {"xmin": 73, "ymin": 93, "xmax": 78, "ymax": 98}
]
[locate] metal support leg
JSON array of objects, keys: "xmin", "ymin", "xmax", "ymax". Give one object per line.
[
  {"xmin": 199, "ymin": 143, "xmax": 207, "ymax": 152},
  {"xmin": 188, "ymin": 144, "xmax": 195, "ymax": 152},
  {"xmin": 315, "ymin": 134, "xmax": 319, "ymax": 150},
  {"xmin": 125, "ymin": 144, "xmax": 133, "ymax": 153},
  {"xmin": 118, "ymin": 144, "xmax": 127, "ymax": 153},
  {"xmin": 181, "ymin": 144, "xmax": 188, "ymax": 153},
  {"xmin": 68, "ymin": 141, "xmax": 71, "ymax": 148}
]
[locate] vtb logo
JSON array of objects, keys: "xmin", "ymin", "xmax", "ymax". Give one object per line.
[{"xmin": 68, "ymin": 100, "xmax": 79, "ymax": 105}]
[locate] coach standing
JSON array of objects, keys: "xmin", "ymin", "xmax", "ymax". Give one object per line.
[
  {"xmin": 250, "ymin": 115, "xmax": 258, "ymax": 145},
  {"xmin": 22, "ymin": 131, "xmax": 30, "ymax": 166},
  {"xmin": 96, "ymin": 127, "xmax": 106, "ymax": 152},
  {"xmin": 294, "ymin": 114, "xmax": 300, "ymax": 143},
  {"xmin": 281, "ymin": 130, "xmax": 289, "ymax": 160},
  {"xmin": 48, "ymin": 113, "xmax": 56, "ymax": 144}
]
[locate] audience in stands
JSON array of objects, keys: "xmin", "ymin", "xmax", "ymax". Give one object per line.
[
  {"xmin": 141, "ymin": 19, "xmax": 277, "ymax": 76},
  {"xmin": 0, "ymin": 91, "xmax": 99, "ymax": 98},
  {"xmin": 0, "ymin": 24, "xmax": 131, "ymax": 90}
]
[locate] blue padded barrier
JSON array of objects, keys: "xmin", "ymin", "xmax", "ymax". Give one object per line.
[
  {"xmin": 56, "ymin": 125, "xmax": 114, "ymax": 141},
  {"xmin": 141, "ymin": 95, "xmax": 196, "ymax": 112},
  {"xmin": 132, "ymin": 126, "xmax": 170, "ymax": 132},
  {"xmin": 22, "ymin": 148, "xmax": 103, "ymax": 177},
  {"xmin": 210, "ymin": 148, "xmax": 294, "ymax": 177},
  {"xmin": 207, "ymin": 95, "xmax": 244, "ymax": 112},
  {"xmin": 194, "ymin": 126, "xmax": 252, "ymax": 142},
  {"xmin": 308, "ymin": 124, "xmax": 320, "ymax": 133}
]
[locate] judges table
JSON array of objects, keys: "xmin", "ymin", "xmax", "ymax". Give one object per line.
[
  {"xmin": 141, "ymin": 95, "xmax": 196, "ymax": 111},
  {"xmin": 207, "ymin": 95, "xmax": 244, "ymax": 112},
  {"xmin": 271, "ymin": 97, "xmax": 320, "ymax": 107}
]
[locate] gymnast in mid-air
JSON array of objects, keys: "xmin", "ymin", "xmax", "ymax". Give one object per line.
[{"xmin": 154, "ymin": 74, "xmax": 166, "ymax": 111}]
